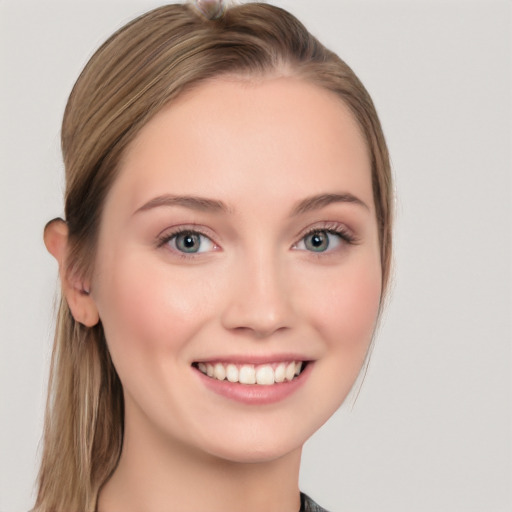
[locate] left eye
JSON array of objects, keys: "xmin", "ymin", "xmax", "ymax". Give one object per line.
[
  {"xmin": 167, "ymin": 231, "xmax": 216, "ymax": 254},
  {"xmin": 295, "ymin": 230, "xmax": 343, "ymax": 253}
]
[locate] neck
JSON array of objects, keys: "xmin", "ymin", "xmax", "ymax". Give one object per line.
[{"xmin": 97, "ymin": 409, "xmax": 302, "ymax": 512}]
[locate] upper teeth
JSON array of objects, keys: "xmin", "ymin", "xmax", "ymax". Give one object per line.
[{"xmin": 197, "ymin": 361, "xmax": 303, "ymax": 385}]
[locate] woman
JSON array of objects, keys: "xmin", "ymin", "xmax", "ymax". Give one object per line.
[{"xmin": 36, "ymin": 1, "xmax": 392, "ymax": 511}]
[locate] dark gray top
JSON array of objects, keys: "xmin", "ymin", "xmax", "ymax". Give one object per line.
[{"xmin": 300, "ymin": 493, "xmax": 329, "ymax": 512}]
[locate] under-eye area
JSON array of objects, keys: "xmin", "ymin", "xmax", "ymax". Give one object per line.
[{"xmin": 192, "ymin": 361, "xmax": 309, "ymax": 385}]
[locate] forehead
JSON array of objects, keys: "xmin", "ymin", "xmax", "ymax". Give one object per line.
[{"xmin": 111, "ymin": 76, "xmax": 373, "ymax": 215}]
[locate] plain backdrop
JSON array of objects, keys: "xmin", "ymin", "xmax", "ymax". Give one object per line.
[{"xmin": 0, "ymin": 1, "xmax": 510, "ymax": 511}]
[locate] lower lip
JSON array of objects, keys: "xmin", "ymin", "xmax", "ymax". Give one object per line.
[{"xmin": 194, "ymin": 363, "xmax": 313, "ymax": 405}]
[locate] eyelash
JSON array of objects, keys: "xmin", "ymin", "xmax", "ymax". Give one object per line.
[
  {"xmin": 156, "ymin": 226, "xmax": 217, "ymax": 260},
  {"xmin": 294, "ymin": 222, "xmax": 359, "ymax": 252},
  {"xmin": 156, "ymin": 222, "xmax": 358, "ymax": 258}
]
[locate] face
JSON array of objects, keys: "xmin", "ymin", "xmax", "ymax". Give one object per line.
[{"xmin": 90, "ymin": 77, "xmax": 381, "ymax": 463}]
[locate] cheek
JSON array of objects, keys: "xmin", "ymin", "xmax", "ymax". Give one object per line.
[
  {"xmin": 93, "ymin": 256, "xmax": 214, "ymax": 369},
  {"xmin": 303, "ymin": 254, "xmax": 382, "ymax": 357},
  {"xmin": 331, "ymin": 272, "xmax": 381, "ymax": 342},
  {"xmin": 286, "ymin": 255, "xmax": 382, "ymax": 428}
]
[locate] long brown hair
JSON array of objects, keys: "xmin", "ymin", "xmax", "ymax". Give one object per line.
[{"xmin": 35, "ymin": 3, "xmax": 392, "ymax": 511}]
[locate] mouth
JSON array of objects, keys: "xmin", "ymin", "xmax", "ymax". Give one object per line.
[{"xmin": 192, "ymin": 360, "xmax": 308, "ymax": 386}]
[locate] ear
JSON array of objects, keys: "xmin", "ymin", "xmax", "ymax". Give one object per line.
[{"xmin": 44, "ymin": 218, "xmax": 100, "ymax": 327}]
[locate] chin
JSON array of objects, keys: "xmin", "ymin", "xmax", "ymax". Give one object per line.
[
  {"xmin": 203, "ymin": 439, "xmax": 303, "ymax": 465},
  {"xmin": 188, "ymin": 409, "xmax": 333, "ymax": 466}
]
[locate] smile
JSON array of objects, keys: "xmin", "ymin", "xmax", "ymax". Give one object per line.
[{"xmin": 194, "ymin": 361, "xmax": 305, "ymax": 385}]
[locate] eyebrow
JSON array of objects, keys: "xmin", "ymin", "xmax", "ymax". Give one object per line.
[
  {"xmin": 134, "ymin": 194, "xmax": 230, "ymax": 215},
  {"xmin": 291, "ymin": 193, "xmax": 369, "ymax": 215}
]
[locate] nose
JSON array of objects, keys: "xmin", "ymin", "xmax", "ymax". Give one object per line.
[{"xmin": 220, "ymin": 251, "xmax": 296, "ymax": 339}]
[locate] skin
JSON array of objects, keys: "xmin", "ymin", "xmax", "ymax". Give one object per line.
[{"xmin": 46, "ymin": 76, "xmax": 382, "ymax": 512}]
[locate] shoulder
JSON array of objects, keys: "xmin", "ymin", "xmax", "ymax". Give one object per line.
[{"xmin": 300, "ymin": 492, "xmax": 330, "ymax": 512}]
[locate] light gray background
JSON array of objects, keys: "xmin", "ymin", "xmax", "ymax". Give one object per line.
[{"xmin": 0, "ymin": 1, "xmax": 510, "ymax": 511}]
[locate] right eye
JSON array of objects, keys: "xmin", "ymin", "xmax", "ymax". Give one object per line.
[{"xmin": 161, "ymin": 230, "xmax": 217, "ymax": 254}]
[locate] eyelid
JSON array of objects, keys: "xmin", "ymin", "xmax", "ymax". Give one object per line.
[
  {"xmin": 292, "ymin": 221, "xmax": 359, "ymax": 254},
  {"xmin": 156, "ymin": 225, "xmax": 221, "ymax": 255},
  {"xmin": 293, "ymin": 221, "xmax": 358, "ymax": 244},
  {"xmin": 154, "ymin": 221, "xmax": 358, "ymax": 257}
]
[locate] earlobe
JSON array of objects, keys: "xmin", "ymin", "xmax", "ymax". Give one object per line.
[{"xmin": 44, "ymin": 218, "xmax": 100, "ymax": 327}]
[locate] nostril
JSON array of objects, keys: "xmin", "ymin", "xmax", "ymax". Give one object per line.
[{"xmin": 220, "ymin": 267, "xmax": 295, "ymax": 337}]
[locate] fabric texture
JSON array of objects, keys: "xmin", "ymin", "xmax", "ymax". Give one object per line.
[{"xmin": 300, "ymin": 492, "xmax": 329, "ymax": 512}]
